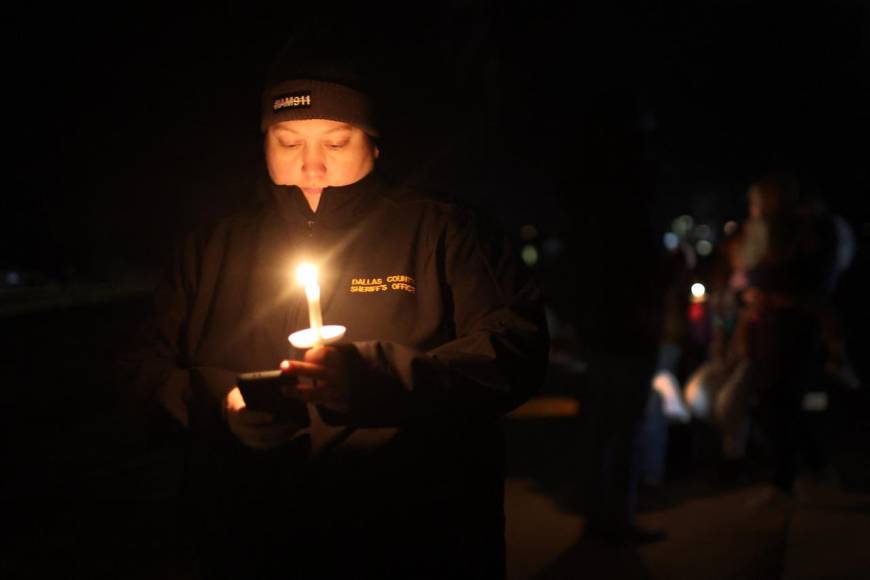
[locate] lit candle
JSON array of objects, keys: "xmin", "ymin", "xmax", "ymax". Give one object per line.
[
  {"xmin": 296, "ymin": 263, "xmax": 323, "ymax": 347},
  {"xmin": 289, "ymin": 262, "xmax": 345, "ymax": 349}
]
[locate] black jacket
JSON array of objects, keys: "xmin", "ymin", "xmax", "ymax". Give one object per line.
[{"xmin": 127, "ymin": 169, "xmax": 548, "ymax": 576}]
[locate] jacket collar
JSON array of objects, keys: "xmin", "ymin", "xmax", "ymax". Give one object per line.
[{"xmin": 269, "ymin": 170, "xmax": 382, "ymax": 230}]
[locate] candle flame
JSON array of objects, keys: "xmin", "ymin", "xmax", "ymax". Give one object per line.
[{"xmin": 296, "ymin": 263, "xmax": 318, "ymax": 287}]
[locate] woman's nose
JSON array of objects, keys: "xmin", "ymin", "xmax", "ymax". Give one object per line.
[{"xmin": 301, "ymin": 145, "xmax": 326, "ymax": 178}]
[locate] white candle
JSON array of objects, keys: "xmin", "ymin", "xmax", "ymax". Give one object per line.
[
  {"xmin": 296, "ymin": 263, "xmax": 323, "ymax": 347},
  {"xmin": 305, "ymin": 281, "xmax": 323, "ymax": 345},
  {"xmin": 289, "ymin": 263, "xmax": 346, "ymax": 350}
]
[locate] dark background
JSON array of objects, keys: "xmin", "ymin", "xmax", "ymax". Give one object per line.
[
  {"xmin": 6, "ymin": 0, "xmax": 867, "ymax": 371},
  {"xmin": 5, "ymin": 1, "xmax": 868, "ymax": 276}
]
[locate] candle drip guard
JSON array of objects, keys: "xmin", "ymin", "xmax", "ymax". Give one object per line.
[{"xmin": 289, "ymin": 325, "xmax": 347, "ymax": 349}]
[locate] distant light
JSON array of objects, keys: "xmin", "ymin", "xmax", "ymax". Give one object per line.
[
  {"xmin": 672, "ymin": 215, "xmax": 694, "ymax": 237},
  {"xmin": 663, "ymin": 232, "xmax": 679, "ymax": 250},
  {"xmin": 802, "ymin": 391, "xmax": 828, "ymax": 412},
  {"xmin": 521, "ymin": 244, "xmax": 539, "ymax": 266},
  {"xmin": 696, "ymin": 240, "xmax": 713, "ymax": 256},
  {"xmin": 724, "ymin": 220, "xmax": 738, "ymax": 236},
  {"xmin": 691, "ymin": 283, "xmax": 706, "ymax": 298},
  {"xmin": 520, "ymin": 224, "xmax": 538, "ymax": 241},
  {"xmin": 694, "ymin": 224, "xmax": 713, "ymax": 240},
  {"xmin": 5, "ymin": 271, "xmax": 21, "ymax": 286}
]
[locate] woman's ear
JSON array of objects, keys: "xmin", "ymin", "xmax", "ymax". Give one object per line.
[{"xmin": 374, "ymin": 145, "xmax": 380, "ymax": 159}]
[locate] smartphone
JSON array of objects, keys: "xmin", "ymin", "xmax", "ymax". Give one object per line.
[{"xmin": 237, "ymin": 370, "xmax": 310, "ymax": 426}]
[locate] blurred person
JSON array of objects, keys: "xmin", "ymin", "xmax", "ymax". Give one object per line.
[
  {"xmin": 122, "ymin": 45, "xmax": 548, "ymax": 579},
  {"xmin": 572, "ymin": 231, "xmax": 667, "ymax": 544},
  {"xmin": 795, "ymin": 194, "xmax": 861, "ymax": 391},
  {"xmin": 567, "ymin": 94, "xmax": 667, "ymax": 544},
  {"xmin": 640, "ymin": 241, "xmax": 697, "ymax": 489},
  {"xmin": 686, "ymin": 172, "xmax": 840, "ymax": 500},
  {"xmin": 651, "ymin": 237, "xmax": 696, "ymax": 424},
  {"xmin": 741, "ymin": 175, "xmax": 855, "ymax": 498},
  {"xmin": 684, "ymin": 229, "xmax": 755, "ymax": 469}
]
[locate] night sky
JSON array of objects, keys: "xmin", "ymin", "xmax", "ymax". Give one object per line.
[{"xmin": 5, "ymin": 1, "xmax": 869, "ymax": 282}]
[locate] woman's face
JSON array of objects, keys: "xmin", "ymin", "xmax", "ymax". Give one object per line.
[{"xmin": 265, "ymin": 119, "xmax": 378, "ymax": 196}]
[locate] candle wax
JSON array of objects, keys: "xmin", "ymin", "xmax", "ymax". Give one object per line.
[{"xmin": 305, "ymin": 283, "xmax": 323, "ymax": 344}]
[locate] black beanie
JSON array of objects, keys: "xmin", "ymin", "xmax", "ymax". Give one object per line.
[{"xmin": 261, "ymin": 47, "xmax": 378, "ymax": 137}]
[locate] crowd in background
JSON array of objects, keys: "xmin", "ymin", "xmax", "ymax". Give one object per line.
[{"xmin": 540, "ymin": 169, "xmax": 863, "ymax": 543}]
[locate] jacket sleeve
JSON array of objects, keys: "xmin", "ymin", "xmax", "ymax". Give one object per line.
[
  {"xmin": 341, "ymin": 205, "xmax": 550, "ymax": 427},
  {"xmin": 119, "ymin": 232, "xmax": 237, "ymax": 438}
]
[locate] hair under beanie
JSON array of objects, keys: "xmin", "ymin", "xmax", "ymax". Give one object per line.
[{"xmin": 260, "ymin": 44, "xmax": 379, "ymax": 137}]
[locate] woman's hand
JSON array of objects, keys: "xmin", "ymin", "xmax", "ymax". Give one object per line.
[
  {"xmin": 224, "ymin": 386, "xmax": 301, "ymax": 449},
  {"xmin": 280, "ymin": 347, "xmax": 352, "ymax": 414}
]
